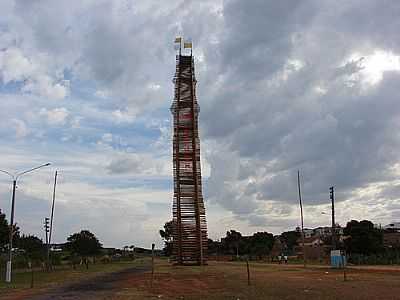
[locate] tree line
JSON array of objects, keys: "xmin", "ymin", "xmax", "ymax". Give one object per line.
[
  {"xmin": 0, "ymin": 209, "xmax": 102, "ymax": 269},
  {"xmin": 160, "ymin": 219, "xmax": 400, "ymax": 264},
  {"xmin": 160, "ymin": 221, "xmax": 277, "ymax": 259}
]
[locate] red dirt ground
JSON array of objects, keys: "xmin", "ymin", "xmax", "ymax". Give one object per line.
[
  {"xmin": 120, "ymin": 271, "xmax": 224, "ymax": 297},
  {"xmin": 117, "ymin": 262, "xmax": 400, "ymax": 299},
  {"xmin": 3, "ymin": 262, "xmax": 400, "ymax": 299}
]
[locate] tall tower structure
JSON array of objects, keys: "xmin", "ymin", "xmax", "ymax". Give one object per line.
[{"xmin": 170, "ymin": 38, "xmax": 207, "ymax": 265}]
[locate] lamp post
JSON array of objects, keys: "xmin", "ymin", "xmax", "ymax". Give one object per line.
[{"xmin": 0, "ymin": 163, "xmax": 51, "ymax": 283}]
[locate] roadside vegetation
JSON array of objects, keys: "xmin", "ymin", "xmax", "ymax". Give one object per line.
[
  {"xmin": 0, "ymin": 259, "xmax": 148, "ymax": 291},
  {"xmin": 0, "ymin": 208, "xmax": 144, "ymax": 292},
  {"xmin": 159, "ymin": 219, "xmax": 400, "ymax": 266}
]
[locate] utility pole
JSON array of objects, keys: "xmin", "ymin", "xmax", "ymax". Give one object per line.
[
  {"xmin": 151, "ymin": 243, "xmax": 155, "ymax": 288},
  {"xmin": 44, "ymin": 217, "xmax": 50, "ymax": 270},
  {"xmin": 48, "ymin": 171, "xmax": 58, "ymax": 269},
  {"xmin": 330, "ymin": 186, "xmax": 336, "ymax": 250},
  {"xmin": 317, "ymin": 231, "xmax": 322, "ymax": 263},
  {"xmin": 297, "ymin": 170, "xmax": 306, "ymax": 267}
]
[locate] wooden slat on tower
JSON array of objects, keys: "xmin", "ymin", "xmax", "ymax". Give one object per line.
[{"xmin": 170, "ymin": 39, "xmax": 208, "ymax": 265}]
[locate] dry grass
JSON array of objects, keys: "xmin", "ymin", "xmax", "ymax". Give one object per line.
[{"xmin": 0, "ymin": 259, "xmax": 148, "ymax": 299}]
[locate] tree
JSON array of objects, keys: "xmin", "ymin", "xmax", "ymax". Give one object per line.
[
  {"xmin": 280, "ymin": 230, "xmax": 300, "ymax": 254},
  {"xmin": 222, "ymin": 230, "xmax": 242, "ymax": 256},
  {"xmin": 0, "ymin": 209, "xmax": 20, "ymax": 252},
  {"xmin": 270, "ymin": 237, "xmax": 284, "ymax": 258},
  {"xmin": 159, "ymin": 220, "xmax": 174, "ymax": 256},
  {"xmin": 220, "ymin": 230, "xmax": 274, "ymax": 259},
  {"xmin": 344, "ymin": 220, "xmax": 383, "ymax": 255},
  {"xmin": 17, "ymin": 234, "xmax": 44, "ymax": 262},
  {"xmin": 208, "ymin": 238, "xmax": 221, "ymax": 256},
  {"xmin": 66, "ymin": 230, "xmax": 102, "ymax": 269},
  {"xmin": 0, "ymin": 209, "xmax": 9, "ymax": 251},
  {"xmin": 249, "ymin": 232, "xmax": 274, "ymax": 259}
]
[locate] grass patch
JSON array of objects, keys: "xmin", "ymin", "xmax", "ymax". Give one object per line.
[{"xmin": 0, "ymin": 258, "xmax": 149, "ymax": 292}]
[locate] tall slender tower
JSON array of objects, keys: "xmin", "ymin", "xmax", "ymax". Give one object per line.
[{"xmin": 170, "ymin": 39, "xmax": 207, "ymax": 265}]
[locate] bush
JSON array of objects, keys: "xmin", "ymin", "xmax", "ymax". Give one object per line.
[
  {"xmin": 50, "ymin": 252, "xmax": 63, "ymax": 266},
  {"xmin": 348, "ymin": 251, "xmax": 400, "ymax": 265}
]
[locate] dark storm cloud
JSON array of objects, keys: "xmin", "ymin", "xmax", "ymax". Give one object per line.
[
  {"xmin": 378, "ymin": 184, "xmax": 400, "ymax": 201},
  {"xmin": 320, "ymin": 0, "xmax": 400, "ymax": 52},
  {"xmin": 220, "ymin": 0, "xmax": 315, "ymax": 80},
  {"xmin": 199, "ymin": 0, "xmax": 400, "ymax": 220}
]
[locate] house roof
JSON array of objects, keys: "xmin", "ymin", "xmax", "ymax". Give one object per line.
[{"xmin": 298, "ymin": 236, "xmax": 324, "ymax": 244}]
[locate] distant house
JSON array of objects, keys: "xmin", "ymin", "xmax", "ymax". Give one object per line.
[
  {"xmin": 303, "ymin": 229, "xmax": 314, "ymax": 238},
  {"xmin": 50, "ymin": 245, "xmax": 63, "ymax": 252},
  {"xmin": 300, "ymin": 236, "xmax": 324, "ymax": 247},
  {"xmin": 384, "ymin": 222, "xmax": 400, "ymax": 231},
  {"xmin": 384, "ymin": 232, "xmax": 400, "ymax": 249},
  {"xmin": 50, "ymin": 243, "xmax": 68, "ymax": 252},
  {"xmin": 314, "ymin": 227, "xmax": 333, "ymax": 237},
  {"xmin": 295, "ymin": 236, "xmax": 327, "ymax": 260},
  {"xmin": 296, "ymin": 227, "xmax": 314, "ymax": 238},
  {"xmin": 314, "ymin": 226, "xmax": 344, "ymax": 237},
  {"xmin": 296, "ymin": 226, "xmax": 343, "ymax": 238}
]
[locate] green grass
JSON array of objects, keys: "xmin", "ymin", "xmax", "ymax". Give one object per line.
[{"xmin": 0, "ymin": 258, "xmax": 149, "ymax": 291}]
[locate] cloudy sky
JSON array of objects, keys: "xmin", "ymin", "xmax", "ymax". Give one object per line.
[{"xmin": 1, "ymin": 0, "xmax": 400, "ymax": 248}]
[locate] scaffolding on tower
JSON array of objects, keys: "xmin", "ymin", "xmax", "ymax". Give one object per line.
[{"xmin": 170, "ymin": 38, "xmax": 208, "ymax": 265}]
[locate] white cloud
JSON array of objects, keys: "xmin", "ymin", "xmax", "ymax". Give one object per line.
[
  {"xmin": 347, "ymin": 50, "xmax": 400, "ymax": 86},
  {"xmin": 111, "ymin": 109, "xmax": 136, "ymax": 124},
  {"xmin": 0, "ymin": 47, "xmax": 35, "ymax": 83},
  {"xmin": 0, "ymin": 48, "xmax": 69, "ymax": 100},
  {"xmin": 40, "ymin": 107, "xmax": 69, "ymax": 125},
  {"xmin": 101, "ymin": 133, "xmax": 113, "ymax": 143},
  {"xmin": 95, "ymin": 89, "xmax": 110, "ymax": 99},
  {"xmin": 70, "ymin": 116, "xmax": 82, "ymax": 128},
  {"xmin": 147, "ymin": 83, "xmax": 161, "ymax": 91},
  {"xmin": 106, "ymin": 152, "xmax": 170, "ymax": 177},
  {"xmin": 11, "ymin": 118, "xmax": 29, "ymax": 138},
  {"xmin": 24, "ymin": 76, "xmax": 69, "ymax": 100}
]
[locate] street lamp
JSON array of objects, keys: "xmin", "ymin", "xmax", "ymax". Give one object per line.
[{"xmin": 0, "ymin": 163, "xmax": 51, "ymax": 283}]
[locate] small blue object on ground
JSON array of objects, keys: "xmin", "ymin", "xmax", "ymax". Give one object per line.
[{"xmin": 331, "ymin": 250, "xmax": 346, "ymax": 268}]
